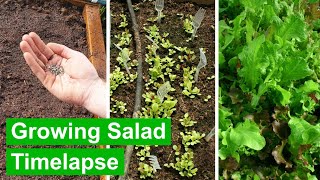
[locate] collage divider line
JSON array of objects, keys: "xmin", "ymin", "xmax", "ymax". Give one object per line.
[
  {"xmin": 214, "ymin": 0, "xmax": 219, "ymax": 179},
  {"xmin": 106, "ymin": 0, "xmax": 111, "ymax": 180}
]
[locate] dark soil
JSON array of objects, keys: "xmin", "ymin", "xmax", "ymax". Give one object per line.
[
  {"xmin": 0, "ymin": 0, "xmax": 97, "ymax": 179},
  {"xmin": 111, "ymin": 1, "xmax": 214, "ymax": 179}
]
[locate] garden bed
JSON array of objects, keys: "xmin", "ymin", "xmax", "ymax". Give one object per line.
[
  {"xmin": 0, "ymin": 0, "xmax": 103, "ymax": 179},
  {"xmin": 111, "ymin": 1, "xmax": 214, "ymax": 179}
]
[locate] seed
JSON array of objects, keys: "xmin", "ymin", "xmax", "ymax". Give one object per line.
[{"xmin": 47, "ymin": 65, "xmax": 64, "ymax": 76}]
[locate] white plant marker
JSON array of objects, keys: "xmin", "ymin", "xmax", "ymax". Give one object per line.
[
  {"xmin": 148, "ymin": 155, "xmax": 161, "ymax": 171},
  {"xmin": 157, "ymin": 81, "xmax": 171, "ymax": 103},
  {"xmin": 114, "ymin": 43, "xmax": 130, "ymax": 75},
  {"xmin": 205, "ymin": 127, "xmax": 215, "ymax": 142},
  {"xmin": 194, "ymin": 48, "xmax": 207, "ymax": 82},
  {"xmin": 155, "ymin": 0, "xmax": 164, "ymax": 24},
  {"xmin": 191, "ymin": 8, "xmax": 206, "ymax": 40}
]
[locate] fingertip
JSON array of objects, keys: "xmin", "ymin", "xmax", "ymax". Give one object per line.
[
  {"xmin": 22, "ymin": 34, "xmax": 29, "ymax": 41},
  {"xmin": 29, "ymin": 32, "xmax": 37, "ymax": 37},
  {"xmin": 47, "ymin": 42, "xmax": 54, "ymax": 47},
  {"xmin": 20, "ymin": 41, "xmax": 28, "ymax": 51},
  {"xmin": 20, "ymin": 41, "xmax": 25, "ymax": 47},
  {"xmin": 29, "ymin": 32, "xmax": 41, "ymax": 41}
]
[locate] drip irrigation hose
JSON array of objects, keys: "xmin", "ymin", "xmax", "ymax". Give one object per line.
[{"xmin": 118, "ymin": 0, "xmax": 144, "ymax": 179}]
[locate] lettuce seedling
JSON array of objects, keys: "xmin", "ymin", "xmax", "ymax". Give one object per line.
[
  {"xmin": 126, "ymin": 72, "xmax": 137, "ymax": 82},
  {"xmin": 162, "ymin": 32, "xmax": 169, "ymax": 38},
  {"xmin": 110, "ymin": 67, "xmax": 128, "ymax": 95},
  {"xmin": 144, "ymin": 25, "xmax": 161, "ymax": 41},
  {"xmin": 168, "ymin": 49, "xmax": 176, "ymax": 56},
  {"xmin": 115, "ymin": 29, "xmax": 132, "ymax": 47},
  {"xmin": 119, "ymin": 14, "xmax": 128, "ymax": 28},
  {"xmin": 136, "ymin": 146, "xmax": 151, "ymax": 161},
  {"xmin": 204, "ymin": 95, "xmax": 212, "ymax": 102},
  {"xmin": 114, "ymin": 44, "xmax": 132, "ymax": 74},
  {"xmin": 161, "ymin": 39, "xmax": 174, "ymax": 49},
  {"xmin": 207, "ymin": 75, "xmax": 214, "ymax": 80},
  {"xmin": 141, "ymin": 92, "xmax": 177, "ymax": 118},
  {"xmin": 138, "ymin": 162, "xmax": 154, "ymax": 179},
  {"xmin": 184, "ymin": 15, "xmax": 194, "ymax": 34},
  {"xmin": 136, "ymin": 146, "xmax": 157, "ymax": 178},
  {"xmin": 181, "ymin": 67, "xmax": 201, "ymax": 98},
  {"xmin": 164, "ymin": 149, "xmax": 198, "ymax": 178},
  {"xmin": 179, "ymin": 113, "xmax": 197, "ymax": 128},
  {"xmin": 111, "ymin": 98, "xmax": 127, "ymax": 114},
  {"xmin": 175, "ymin": 46, "xmax": 196, "ymax": 62},
  {"xmin": 169, "ymin": 74, "xmax": 177, "ymax": 81},
  {"xmin": 181, "ymin": 130, "xmax": 205, "ymax": 147}
]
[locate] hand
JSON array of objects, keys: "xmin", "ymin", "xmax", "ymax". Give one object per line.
[{"xmin": 20, "ymin": 32, "xmax": 106, "ymax": 117}]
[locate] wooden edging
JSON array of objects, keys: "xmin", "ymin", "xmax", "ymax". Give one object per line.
[
  {"xmin": 82, "ymin": 4, "xmax": 106, "ymax": 79},
  {"xmin": 62, "ymin": 0, "xmax": 106, "ymax": 79}
]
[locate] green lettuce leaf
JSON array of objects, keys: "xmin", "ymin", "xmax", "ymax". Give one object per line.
[
  {"xmin": 230, "ymin": 119, "xmax": 266, "ymax": 151},
  {"xmin": 288, "ymin": 117, "xmax": 320, "ymax": 155},
  {"xmin": 238, "ymin": 35, "xmax": 266, "ymax": 90}
]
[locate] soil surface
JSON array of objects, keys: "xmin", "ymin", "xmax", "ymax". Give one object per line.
[
  {"xmin": 111, "ymin": 0, "xmax": 214, "ymax": 179},
  {"xmin": 0, "ymin": 0, "xmax": 97, "ymax": 179}
]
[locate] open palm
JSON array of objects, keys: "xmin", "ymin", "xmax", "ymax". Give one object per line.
[{"xmin": 20, "ymin": 32, "xmax": 100, "ymax": 106}]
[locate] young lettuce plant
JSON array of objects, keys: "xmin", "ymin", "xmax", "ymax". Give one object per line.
[
  {"xmin": 119, "ymin": 14, "xmax": 128, "ymax": 28},
  {"xmin": 114, "ymin": 29, "xmax": 132, "ymax": 47},
  {"xmin": 114, "ymin": 44, "xmax": 132, "ymax": 74},
  {"xmin": 175, "ymin": 46, "xmax": 196, "ymax": 63},
  {"xmin": 184, "ymin": 15, "xmax": 194, "ymax": 34},
  {"xmin": 160, "ymin": 38, "xmax": 177, "ymax": 56},
  {"xmin": 179, "ymin": 113, "xmax": 197, "ymax": 128},
  {"xmin": 204, "ymin": 95, "xmax": 212, "ymax": 102},
  {"xmin": 161, "ymin": 39, "xmax": 174, "ymax": 49},
  {"xmin": 146, "ymin": 55, "xmax": 176, "ymax": 87},
  {"xmin": 138, "ymin": 162, "xmax": 154, "ymax": 179},
  {"xmin": 111, "ymin": 98, "xmax": 127, "ymax": 114},
  {"xmin": 144, "ymin": 25, "xmax": 161, "ymax": 41},
  {"xmin": 110, "ymin": 67, "xmax": 128, "ymax": 95},
  {"xmin": 136, "ymin": 146, "xmax": 157, "ymax": 178},
  {"xmin": 207, "ymin": 75, "xmax": 214, "ymax": 80},
  {"xmin": 141, "ymin": 92, "xmax": 177, "ymax": 118},
  {"xmin": 164, "ymin": 148, "xmax": 198, "ymax": 178},
  {"xmin": 125, "ymin": 72, "xmax": 138, "ymax": 83},
  {"xmin": 181, "ymin": 130, "xmax": 205, "ymax": 147},
  {"xmin": 148, "ymin": 56, "xmax": 165, "ymax": 82},
  {"xmin": 181, "ymin": 67, "xmax": 201, "ymax": 98},
  {"xmin": 136, "ymin": 146, "xmax": 151, "ymax": 161}
]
